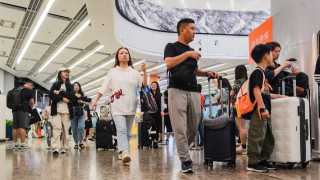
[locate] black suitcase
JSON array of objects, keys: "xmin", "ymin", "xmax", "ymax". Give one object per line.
[
  {"xmin": 138, "ymin": 121, "xmax": 153, "ymax": 149},
  {"xmin": 203, "ymin": 77, "xmax": 236, "ymax": 167},
  {"xmin": 95, "ymin": 120, "xmax": 117, "ymax": 150}
]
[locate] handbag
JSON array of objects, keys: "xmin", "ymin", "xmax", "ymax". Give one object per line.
[{"xmin": 140, "ymin": 86, "xmax": 158, "ymax": 113}]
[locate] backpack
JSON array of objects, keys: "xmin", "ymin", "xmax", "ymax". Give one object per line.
[
  {"xmin": 235, "ymin": 68, "xmax": 271, "ymax": 120},
  {"xmin": 100, "ymin": 104, "xmax": 112, "ymax": 121},
  {"xmin": 6, "ymin": 86, "xmax": 26, "ymax": 110}
]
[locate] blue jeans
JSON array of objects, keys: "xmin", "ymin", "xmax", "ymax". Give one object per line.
[
  {"xmin": 113, "ymin": 115, "xmax": 135, "ymax": 152},
  {"xmin": 198, "ymin": 112, "xmax": 204, "ymax": 145},
  {"xmin": 71, "ymin": 114, "xmax": 85, "ymax": 144}
]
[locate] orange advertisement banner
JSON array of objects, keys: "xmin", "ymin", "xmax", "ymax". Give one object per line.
[{"xmin": 249, "ymin": 17, "xmax": 273, "ymax": 65}]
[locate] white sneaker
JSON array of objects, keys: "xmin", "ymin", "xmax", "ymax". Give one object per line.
[
  {"xmin": 60, "ymin": 149, "xmax": 67, "ymax": 154},
  {"xmin": 121, "ymin": 150, "xmax": 131, "ymax": 163},
  {"xmin": 53, "ymin": 149, "xmax": 60, "ymax": 154},
  {"xmin": 20, "ymin": 144, "xmax": 31, "ymax": 149},
  {"xmin": 13, "ymin": 144, "xmax": 20, "ymax": 149}
]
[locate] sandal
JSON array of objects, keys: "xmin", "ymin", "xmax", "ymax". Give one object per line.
[
  {"xmin": 74, "ymin": 145, "xmax": 79, "ymax": 149},
  {"xmin": 79, "ymin": 144, "xmax": 85, "ymax": 149}
]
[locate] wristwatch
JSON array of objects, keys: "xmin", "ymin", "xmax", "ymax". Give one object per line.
[{"xmin": 259, "ymin": 107, "xmax": 267, "ymax": 112}]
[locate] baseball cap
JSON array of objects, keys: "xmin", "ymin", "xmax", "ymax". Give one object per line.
[{"xmin": 58, "ymin": 67, "xmax": 70, "ymax": 73}]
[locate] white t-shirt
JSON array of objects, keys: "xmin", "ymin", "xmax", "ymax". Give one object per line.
[
  {"xmin": 57, "ymin": 84, "xmax": 69, "ymax": 114},
  {"xmin": 99, "ymin": 66, "xmax": 142, "ymax": 116}
]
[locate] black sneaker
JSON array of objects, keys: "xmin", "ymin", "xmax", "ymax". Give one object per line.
[
  {"xmin": 158, "ymin": 140, "xmax": 163, "ymax": 144},
  {"xmin": 153, "ymin": 141, "xmax": 159, "ymax": 148},
  {"xmin": 260, "ymin": 160, "xmax": 276, "ymax": 170},
  {"xmin": 181, "ymin": 160, "xmax": 193, "ymax": 173},
  {"xmin": 247, "ymin": 164, "xmax": 269, "ymax": 173}
]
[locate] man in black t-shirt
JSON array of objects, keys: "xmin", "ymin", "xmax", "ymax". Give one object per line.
[
  {"xmin": 164, "ymin": 18, "xmax": 219, "ymax": 173},
  {"xmin": 12, "ymin": 81, "xmax": 34, "ymax": 149},
  {"xmin": 247, "ymin": 44, "xmax": 286, "ymax": 173}
]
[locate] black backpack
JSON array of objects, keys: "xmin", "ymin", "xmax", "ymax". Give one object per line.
[{"xmin": 6, "ymin": 86, "xmax": 26, "ymax": 109}]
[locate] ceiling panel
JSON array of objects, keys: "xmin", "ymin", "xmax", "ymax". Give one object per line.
[
  {"xmin": 83, "ymin": 53, "xmax": 108, "ymax": 68},
  {"xmin": 23, "ymin": 42, "xmax": 50, "ymax": 60},
  {"xmin": 0, "ymin": 0, "xmax": 30, "ymax": 8},
  {"xmin": 49, "ymin": 0, "xmax": 85, "ymax": 19},
  {"xmin": 0, "ymin": 5, "xmax": 25, "ymax": 37},
  {"xmin": 15, "ymin": 59, "xmax": 37, "ymax": 72},
  {"xmin": 40, "ymin": 63, "xmax": 65, "ymax": 74},
  {"xmin": 69, "ymin": 66, "xmax": 88, "ymax": 79},
  {"xmin": 52, "ymin": 48, "xmax": 81, "ymax": 64},
  {"xmin": 33, "ymin": 16, "xmax": 69, "ymax": 44},
  {"xmin": 0, "ymin": 38, "xmax": 14, "ymax": 56},
  {"xmin": 68, "ymin": 27, "xmax": 98, "ymax": 49}
]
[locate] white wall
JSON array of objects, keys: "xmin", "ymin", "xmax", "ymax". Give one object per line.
[
  {"xmin": 271, "ymin": 0, "xmax": 320, "ymax": 150},
  {"xmin": 0, "ymin": 69, "xmax": 4, "ymax": 94}
]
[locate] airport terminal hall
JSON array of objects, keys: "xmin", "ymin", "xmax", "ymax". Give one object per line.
[{"xmin": 2, "ymin": 0, "xmax": 320, "ymax": 179}]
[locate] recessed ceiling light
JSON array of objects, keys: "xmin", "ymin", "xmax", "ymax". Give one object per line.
[{"xmin": 16, "ymin": 0, "xmax": 55, "ymax": 65}]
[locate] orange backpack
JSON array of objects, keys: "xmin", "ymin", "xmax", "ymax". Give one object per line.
[{"xmin": 235, "ymin": 68, "xmax": 271, "ymax": 120}]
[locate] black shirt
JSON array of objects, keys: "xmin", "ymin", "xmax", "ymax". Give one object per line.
[
  {"xmin": 13, "ymin": 87, "xmax": 34, "ymax": 113},
  {"xmin": 265, "ymin": 62, "xmax": 290, "ymax": 94},
  {"xmin": 164, "ymin": 41, "xmax": 198, "ymax": 92},
  {"xmin": 249, "ymin": 68, "xmax": 271, "ymax": 114},
  {"xmin": 84, "ymin": 105, "xmax": 92, "ymax": 120},
  {"xmin": 296, "ymin": 72, "xmax": 309, "ymax": 97}
]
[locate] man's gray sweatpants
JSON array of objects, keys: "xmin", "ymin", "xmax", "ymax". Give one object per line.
[{"xmin": 168, "ymin": 88, "xmax": 201, "ymax": 162}]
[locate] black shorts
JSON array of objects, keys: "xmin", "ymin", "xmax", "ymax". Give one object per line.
[
  {"xmin": 85, "ymin": 120, "xmax": 93, "ymax": 130},
  {"xmin": 13, "ymin": 111, "xmax": 29, "ymax": 129}
]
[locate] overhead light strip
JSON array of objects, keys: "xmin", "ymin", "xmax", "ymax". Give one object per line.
[
  {"xmin": 82, "ymin": 76, "xmax": 106, "ymax": 89},
  {"xmin": 16, "ymin": 0, "xmax": 55, "ymax": 65},
  {"xmin": 133, "ymin": 60, "xmax": 145, "ymax": 66},
  {"xmin": 203, "ymin": 63, "xmax": 227, "ymax": 71},
  {"xmin": 140, "ymin": 63, "xmax": 166, "ymax": 74},
  {"xmin": 71, "ymin": 58, "xmax": 115, "ymax": 83},
  {"xmin": 39, "ymin": 19, "xmax": 91, "ymax": 73},
  {"xmin": 69, "ymin": 45, "xmax": 104, "ymax": 69}
]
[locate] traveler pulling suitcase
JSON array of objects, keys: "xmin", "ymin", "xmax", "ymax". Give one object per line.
[
  {"xmin": 96, "ymin": 105, "xmax": 117, "ymax": 150},
  {"xmin": 203, "ymin": 77, "xmax": 236, "ymax": 167},
  {"xmin": 269, "ymin": 76, "xmax": 311, "ymax": 169}
]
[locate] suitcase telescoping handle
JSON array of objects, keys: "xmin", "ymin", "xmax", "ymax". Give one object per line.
[
  {"xmin": 207, "ymin": 77, "xmax": 223, "ymax": 119},
  {"xmin": 282, "ymin": 76, "xmax": 296, "ymax": 97}
]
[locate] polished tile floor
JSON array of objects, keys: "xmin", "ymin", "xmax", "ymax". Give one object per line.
[{"xmin": 0, "ymin": 137, "xmax": 320, "ymax": 180}]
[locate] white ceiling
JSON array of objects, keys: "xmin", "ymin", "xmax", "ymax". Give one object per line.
[
  {"xmin": 0, "ymin": 0, "xmax": 257, "ymax": 96},
  {"xmin": 146, "ymin": 0, "xmax": 270, "ymax": 11}
]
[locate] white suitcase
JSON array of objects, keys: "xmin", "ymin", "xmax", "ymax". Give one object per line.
[{"xmin": 269, "ymin": 76, "xmax": 311, "ymax": 169}]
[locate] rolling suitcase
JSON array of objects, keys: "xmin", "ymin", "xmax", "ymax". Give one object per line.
[
  {"xmin": 138, "ymin": 118, "xmax": 155, "ymax": 149},
  {"xmin": 203, "ymin": 77, "xmax": 236, "ymax": 167},
  {"xmin": 95, "ymin": 120, "xmax": 117, "ymax": 150},
  {"xmin": 270, "ymin": 76, "xmax": 311, "ymax": 168}
]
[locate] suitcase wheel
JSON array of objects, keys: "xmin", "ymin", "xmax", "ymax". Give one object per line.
[
  {"xmin": 204, "ymin": 160, "xmax": 213, "ymax": 167},
  {"xmin": 227, "ymin": 161, "xmax": 236, "ymax": 168},
  {"xmin": 302, "ymin": 162, "xmax": 309, "ymax": 168},
  {"xmin": 272, "ymin": 162, "xmax": 276, "ymax": 166},
  {"xmin": 287, "ymin": 163, "xmax": 295, "ymax": 169}
]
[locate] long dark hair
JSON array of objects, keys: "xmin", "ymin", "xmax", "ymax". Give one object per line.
[
  {"xmin": 57, "ymin": 71, "xmax": 70, "ymax": 84},
  {"xmin": 151, "ymin": 81, "xmax": 161, "ymax": 95},
  {"xmin": 114, "ymin": 47, "xmax": 133, "ymax": 68},
  {"xmin": 74, "ymin": 82, "xmax": 84, "ymax": 97},
  {"xmin": 235, "ymin": 65, "xmax": 248, "ymax": 81},
  {"xmin": 218, "ymin": 78, "xmax": 232, "ymax": 91}
]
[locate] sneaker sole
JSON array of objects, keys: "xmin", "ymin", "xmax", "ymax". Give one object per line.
[
  {"xmin": 246, "ymin": 167, "xmax": 268, "ymax": 173},
  {"xmin": 122, "ymin": 156, "xmax": 131, "ymax": 163},
  {"xmin": 182, "ymin": 169, "xmax": 194, "ymax": 173}
]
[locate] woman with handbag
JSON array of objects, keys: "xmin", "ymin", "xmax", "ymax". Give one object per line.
[
  {"xmin": 49, "ymin": 67, "xmax": 75, "ymax": 155},
  {"xmin": 92, "ymin": 47, "xmax": 147, "ymax": 164},
  {"xmin": 72, "ymin": 82, "xmax": 90, "ymax": 150},
  {"xmin": 149, "ymin": 81, "xmax": 162, "ymax": 147}
]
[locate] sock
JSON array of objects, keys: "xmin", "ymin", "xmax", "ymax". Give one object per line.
[
  {"xmin": 14, "ymin": 142, "xmax": 19, "ymax": 145},
  {"xmin": 242, "ymin": 144, "xmax": 247, "ymax": 149},
  {"xmin": 20, "ymin": 143, "xmax": 25, "ymax": 146}
]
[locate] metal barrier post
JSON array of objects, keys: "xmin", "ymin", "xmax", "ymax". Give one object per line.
[{"xmin": 159, "ymin": 115, "xmax": 167, "ymax": 145}]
